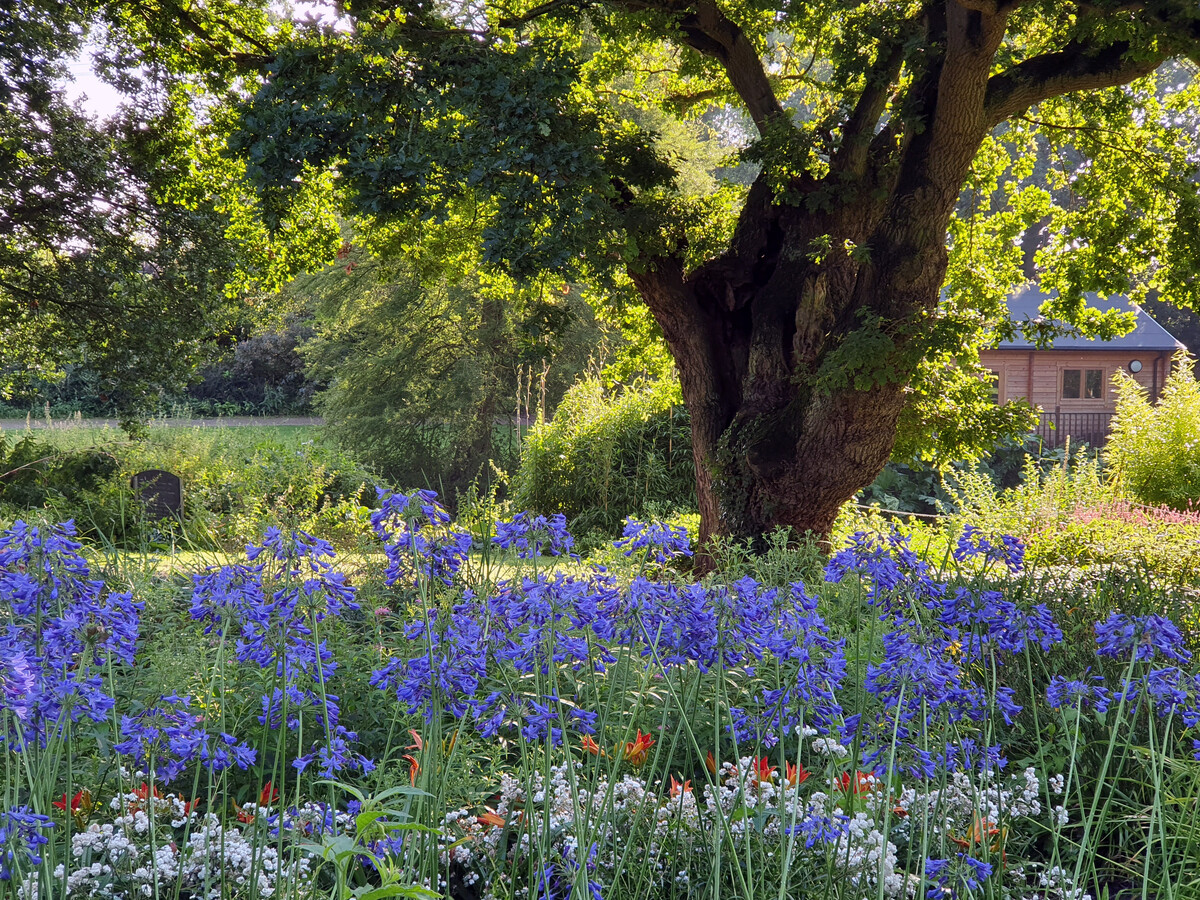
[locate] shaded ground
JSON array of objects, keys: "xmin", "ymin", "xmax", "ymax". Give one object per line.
[{"xmin": 0, "ymin": 416, "xmax": 324, "ymax": 430}]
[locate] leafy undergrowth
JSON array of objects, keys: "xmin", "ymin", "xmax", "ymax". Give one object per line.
[
  {"xmin": 4, "ymin": 499, "xmax": 1200, "ymax": 900},
  {"xmin": 0, "ymin": 424, "xmax": 377, "ymax": 550}
]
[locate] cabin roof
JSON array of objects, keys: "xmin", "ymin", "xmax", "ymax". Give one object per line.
[{"xmin": 994, "ymin": 283, "xmax": 1185, "ymax": 352}]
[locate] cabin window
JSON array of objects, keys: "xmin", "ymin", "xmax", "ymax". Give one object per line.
[
  {"xmin": 1062, "ymin": 368, "xmax": 1104, "ymax": 400},
  {"xmin": 986, "ymin": 370, "xmax": 1001, "ymax": 404}
]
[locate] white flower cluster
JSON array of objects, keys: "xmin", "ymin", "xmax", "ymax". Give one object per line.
[
  {"xmin": 434, "ymin": 752, "xmax": 1087, "ymax": 900},
  {"xmin": 18, "ymin": 788, "xmax": 317, "ymax": 900}
]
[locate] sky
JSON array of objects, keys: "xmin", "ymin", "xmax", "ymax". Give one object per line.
[{"xmin": 62, "ymin": 51, "xmax": 126, "ymax": 120}]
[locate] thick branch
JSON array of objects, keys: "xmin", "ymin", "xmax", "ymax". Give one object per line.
[
  {"xmin": 832, "ymin": 43, "xmax": 904, "ymax": 178},
  {"xmin": 611, "ymin": 0, "xmax": 785, "ymax": 134},
  {"xmin": 675, "ymin": 0, "xmax": 786, "ymax": 133},
  {"xmin": 496, "ymin": 0, "xmax": 581, "ymax": 28},
  {"xmin": 983, "ymin": 39, "xmax": 1164, "ymax": 126}
]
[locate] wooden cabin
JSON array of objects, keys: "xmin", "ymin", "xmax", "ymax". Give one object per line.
[{"xmin": 979, "ymin": 284, "xmax": 1186, "ymax": 448}]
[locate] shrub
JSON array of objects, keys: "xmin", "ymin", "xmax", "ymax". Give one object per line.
[
  {"xmin": 942, "ymin": 449, "xmax": 1115, "ymax": 540},
  {"xmin": 0, "ymin": 425, "xmax": 378, "ymax": 548},
  {"xmin": 513, "ymin": 376, "xmax": 695, "ymax": 536},
  {"xmin": 0, "ymin": 433, "xmax": 119, "ymax": 509},
  {"xmin": 1107, "ymin": 356, "xmax": 1200, "ymax": 509}
]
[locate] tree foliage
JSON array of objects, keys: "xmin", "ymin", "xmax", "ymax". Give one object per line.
[
  {"xmin": 0, "ymin": 0, "xmax": 338, "ymax": 420},
  {"xmin": 300, "ymin": 224, "xmax": 613, "ymax": 494}
]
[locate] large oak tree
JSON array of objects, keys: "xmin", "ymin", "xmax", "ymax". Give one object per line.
[{"xmin": 9, "ymin": 0, "xmax": 1200, "ymax": 546}]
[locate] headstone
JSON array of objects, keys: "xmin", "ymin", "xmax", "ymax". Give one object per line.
[{"xmin": 130, "ymin": 469, "xmax": 182, "ymax": 520}]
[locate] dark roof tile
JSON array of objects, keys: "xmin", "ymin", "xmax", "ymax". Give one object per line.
[{"xmin": 994, "ymin": 283, "xmax": 1185, "ymax": 352}]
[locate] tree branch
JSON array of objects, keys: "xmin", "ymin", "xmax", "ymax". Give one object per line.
[
  {"xmin": 675, "ymin": 0, "xmax": 785, "ymax": 133},
  {"xmin": 831, "ymin": 42, "xmax": 904, "ymax": 179},
  {"xmin": 983, "ymin": 39, "xmax": 1164, "ymax": 126},
  {"xmin": 610, "ymin": 0, "xmax": 785, "ymax": 135},
  {"xmin": 496, "ymin": 0, "xmax": 581, "ymax": 29}
]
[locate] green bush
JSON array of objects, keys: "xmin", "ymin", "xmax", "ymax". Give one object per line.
[
  {"xmin": 513, "ymin": 376, "xmax": 695, "ymax": 535},
  {"xmin": 1107, "ymin": 357, "xmax": 1200, "ymax": 508},
  {"xmin": 0, "ymin": 432, "xmax": 120, "ymax": 508},
  {"xmin": 0, "ymin": 425, "xmax": 378, "ymax": 548}
]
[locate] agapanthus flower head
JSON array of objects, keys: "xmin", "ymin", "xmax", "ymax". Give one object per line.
[
  {"xmin": 0, "ymin": 806, "xmax": 53, "ymax": 881},
  {"xmin": 953, "ymin": 525, "xmax": 1024, "ymax": 573},
  {"xmin": 824, "ymin": 530, "xmax": 940, "ymax": 605},
  {"xmin": 372, "ymin": 489, "xmax": 472, "ymax": 586},
  {"xmin": 924, "ymin": 854, "xmax": 993, "ymax": 898},
  {"xmin": 613, "ymin": 517, "xmax": 692, "ymax": 563},
  {"xmin": 114, "ymin": 695, "xmax": 256, "ymax": 782},
  {"xmin": 370, "ymin": 488, "xmax": 450, "ymax": 541},
  {"xmin": 1046, "ymin": 673, "xmax": 1112, "ymax": 712},
  {"xmin": 0, "ymin": 635, "xmax": 36, "ymax": 723},
  {"xmin": 493, "ymin": 511, "xmax": 575, "ymax": 559},
  {"xmin": 1095, "ymin": 612, "xmax": 1192, "ymax": 663}
]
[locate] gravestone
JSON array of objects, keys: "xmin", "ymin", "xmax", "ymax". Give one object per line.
[{"xmin": 130, "ymin": 469, "xmax": 182, "ymax": 520}]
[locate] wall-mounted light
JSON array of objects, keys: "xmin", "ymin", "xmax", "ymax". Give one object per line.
[{"xmin": 1128, "ymin": 359, "xmax": 1143, "ymax": 373}]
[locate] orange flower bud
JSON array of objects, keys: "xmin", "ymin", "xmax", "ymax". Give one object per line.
[{"xmin": 623, "ymin": 729, "xmax": 655, "ymax": 767}]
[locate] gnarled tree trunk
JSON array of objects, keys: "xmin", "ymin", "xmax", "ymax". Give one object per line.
[
  {"xmin": 617, "ymin": 0, "xmax": 1165, "ymax": 560},
  {"xmin": 627, "ymin": 3, "xmax": 1057, "ymax": 558}
]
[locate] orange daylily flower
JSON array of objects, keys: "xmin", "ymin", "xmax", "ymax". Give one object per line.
[
  {"xmin": 129, "ymin": 783, "xmax": 162, "ymax": 813},
  {"xmin": 752, "ymin": 757, "xmax": 777, "ymax": 785},
  {"xmin": 477, "ymin": 811, "xmax": 506, "ymax": 828},
  {"xmin": 54, "ymin": 789, "xmax": 90, "ymax": 813},
  {"xmin": 407, "ymin": 729, "xmax": 424, "ymax": 751},
  {"xmin": 623, "ymin": 730, "xmax": 655, "ymax": 767},
  {"xmin": 669, "ymin": 775, "xmax": 692, "ymax": 798},
  {"xmin": 402, "ymin": 754, "xmax": 421, "ymax": 786},
  {"xmin": 54, "ymin": 788, "xmax": 94, "ymax": 826},
  {"xmin": 951, "ymin": 816, "xmax": 1006, "ymax": 855},
  {"xmin": 705, "ymin": 751, "xmax": 719, "ymax": 776},
  {"xmin": 235, "ymin": 783, "xmax": 279, "ymax": 824},
  {"xmin": 836, "ymin": 771, "xmax": 876, "ymax": 794},
  {"xmin": 581, "ymin": 735, "xmax": 602, "ymax": 756},
  {"xmin": 785, "ymin": 762, "xmax": 810, "ymax": 787}
]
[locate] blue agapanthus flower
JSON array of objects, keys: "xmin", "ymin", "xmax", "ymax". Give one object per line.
[
  {"xmin": 494, "ymin": 511, "xmax": 575, "ymax": 559},
  {"xmin": 0, "ymin": 807, "xmax": 53, "ymax": 881},
  {"xmin": 1095, "ymin": 612, "xmax": 1191, "ymax": 663},
  {"xmin": 1046, "ymin": 674, "xmax": 1113, "ymax": 713},
  {"xmin": 924, "ymin": 854, "xmax": 992, "ymax": 898},
  {"xmin": 613, "ymin": 517, "xmax": 692, "ymax": 563}
]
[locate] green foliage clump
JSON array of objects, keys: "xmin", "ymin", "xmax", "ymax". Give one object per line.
[
  {"xmin": 0, "ymin": 425, "xmax": 377, "ymax": 548},
  {"xmin": 0, "ymin": 433, "xmax": 119, "ymax": 508},
  {"xmin": 514, "ymin": 376, "xmax": 694, "ymax": 536},
  {"xmin": 941, "ymin": 448, "xmax": 1200, "ymax": 591},
  {"xmin": 1107, "ymin": 358, "xmax": 1200, "ymax": 509}
]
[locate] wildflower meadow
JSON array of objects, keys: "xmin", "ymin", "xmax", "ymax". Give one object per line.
[{"xmin": 3, "ymin": 491, "xmax": 1200, "ymax": 899}]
